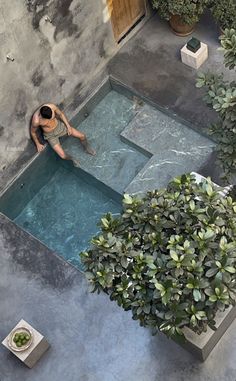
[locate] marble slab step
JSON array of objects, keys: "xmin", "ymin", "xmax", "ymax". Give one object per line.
[
  {"xmin": 125, "ymin": 149, "xmax": 214, "ymax": 195},
  {"xmin": 120, "ymin": 104, "xmax": 215, "ymax": 156}
]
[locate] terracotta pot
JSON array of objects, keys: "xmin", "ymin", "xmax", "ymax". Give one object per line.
[{"xmin": 169, "ymin": 14, "xmax": 195, "ymax": 36}]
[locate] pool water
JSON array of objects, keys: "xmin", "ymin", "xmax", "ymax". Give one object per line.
[{"xmin": 14, "ymin": 165, "xmax": 121, "ymax": 269}]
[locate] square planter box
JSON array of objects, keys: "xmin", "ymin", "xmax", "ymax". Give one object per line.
[{"xmin": 181, "ymin": 305, "xmax": 236, "ymax": 361}]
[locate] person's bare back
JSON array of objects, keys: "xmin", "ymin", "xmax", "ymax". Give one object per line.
[{"xmin": 30, "ymin": 103, "xmax": 95, "ymax": 162}]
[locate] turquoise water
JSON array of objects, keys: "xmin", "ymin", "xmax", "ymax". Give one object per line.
[{"xmin": 15, "ymin": 166, "xmax": 121, "ymax": 269}]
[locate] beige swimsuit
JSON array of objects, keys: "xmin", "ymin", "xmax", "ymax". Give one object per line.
[{"xmin": 43, "ymin": 122, "xmax": 68, "ymax": 147}]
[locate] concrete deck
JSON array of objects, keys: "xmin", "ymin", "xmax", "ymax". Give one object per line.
[
  {"xmin": 1, "ymin": 213, "xmax": 236, "ymax": 381},
  {"xmin": 1, "ymin": 11, "xmax": 236, "ymax": 381},
  {"xmin": 108, "ymin": 12, "xmax": 234, "ymax": 133},
  {"xmin": 108, "ymin": 11, "xmax": 235, "ymax": 185}
]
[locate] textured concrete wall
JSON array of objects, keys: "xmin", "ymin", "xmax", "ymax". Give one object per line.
[{"xmin": 0, "ymin": 0, "xmax": 116, "ymax": 175}]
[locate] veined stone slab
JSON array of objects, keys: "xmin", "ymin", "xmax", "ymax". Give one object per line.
[
  {"xmin": 2, "ymin": 319, "xmax": 50, "ymax": 368},
  {"xmin": 120, "ymin": 104, "xmax": 214, "ymax": 156},
  {"xmin": 181, "ymin": 42, "xmax": 208, "ymax": 69},
  {"xmin": 125, "ymin": 149, "xmax": 214, "ymax": 195},
  {"xmin": 62, "ymin": 91, "xmax": 149, "ymax": 194},
  {"xmin": 122, "ymin": 104, "xmax": 214, "ymax": 194}
]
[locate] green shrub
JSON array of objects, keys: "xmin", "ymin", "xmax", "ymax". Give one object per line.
[
  {"xmin": 196, "ymin": 29, "xmax": 236, "ymax": 180},
  {"xmin": 220, "ymin": 28, "xmax": 236, "ymax": 70},
  {"xmin": 151, "ymin": 0, "xmax": 209, "ymax": 25},
  {"xmin": 210, "ymin": 1, "xmax": 236, "ymax": 30},
  {"xmin": 81, "ymin": 174, "xmax": 236, "ymax": 341}
]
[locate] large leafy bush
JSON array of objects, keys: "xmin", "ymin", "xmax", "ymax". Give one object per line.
[
  {"xmin": 82, "ymin": 174, "xmax": 236, "ymax": 340},
  {"xmin": 197, "ymin": 29, "xmax": 236, "ymax": 180},
  {"xmin": 209, "ymin": 1, "xmax": 236, "ymax": 30},
  {"xmin": 151, "ymin": 0, "xmax": 209, "ymax": 25}
]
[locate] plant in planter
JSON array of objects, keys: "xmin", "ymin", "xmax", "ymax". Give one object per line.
[
  {"xmin": 209, "ymin": 0, "xmax": 236, "ymax": 31},
  {"xmin": 227, "ymin": 185, "xmax": 236, "ymax": 201},
  {"xmin": 151, "ymin": 0, "xmax": 210, "ymax": 36},
  {"xmin": 81, "ymin": 174, "xmax": 236, "ymax": 342},
  {"xmin": 196, "ymin": 29, "xmax": 236, "ymax": 180}
]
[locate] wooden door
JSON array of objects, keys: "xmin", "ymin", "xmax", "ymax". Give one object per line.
[{"xmin": 108, "ymin": 0, "xmax": 146, "ymax": 42}]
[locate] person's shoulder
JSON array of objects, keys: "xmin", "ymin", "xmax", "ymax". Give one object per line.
[{"xmin": 31, "ymin": 112, "xmax": 40, "ymax": 127}]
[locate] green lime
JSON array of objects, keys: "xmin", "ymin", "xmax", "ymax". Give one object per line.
[
  {"xmin": 14, "ymin": 333, "xmax": 20, "ymax": 340},
  {"xmin": 13, "ymin": 336, "xmax": 18, "ymax": 343},
  {"xmin": 20, "ymin": 333, "xmax": 24, "ymax": 340},
  {"xmin": 25, "ymin": 335, "xmax": 30, "ymax": 341},
  {"xmin": 16, "ymin": 342, "xmax": 22, "ymax": 347},
  {"xmin": 22, "ymin": 339, "xmax": 26, "ymax": 345}
]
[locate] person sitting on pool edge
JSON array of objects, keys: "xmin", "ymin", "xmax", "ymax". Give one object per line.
[{"xmin": 30, "ymin": 103, "xmax": 95, "ymax": 161}]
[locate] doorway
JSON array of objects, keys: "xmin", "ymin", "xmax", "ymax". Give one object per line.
[{"xmin": 108, "ymin": 0, "xmax": 146, "ymax": 42}]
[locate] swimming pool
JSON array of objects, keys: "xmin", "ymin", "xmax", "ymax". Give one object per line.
[
  {"xmin": 0, "ymin": 77, "xmax": 215, "ymax": 270},
  {"xmin": 0, "ymin": 82, "xmax": 150, "ymax": 270}
]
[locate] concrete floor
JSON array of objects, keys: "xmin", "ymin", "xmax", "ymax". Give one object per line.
[
  {"xmin": 1, "ymin": 11, "xmax": 236, "ymax": 381},
  {"xmin": 108, "ymin": 12, "xmax": 234, "ymax": 133},
  {"xmin": 108, "ymin": 12, "xmax": 236, "ymax": 186},
  {"xmin": 1, "ymin": 214, "xmax": 236, "ymax": 381}
]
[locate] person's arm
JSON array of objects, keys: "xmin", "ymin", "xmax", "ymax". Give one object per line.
[
  {"xmin": 30, "ymin": 122, "xmax": 45, "ymax": 152},
  {"xmin": 54, "ymin": 106, "xmax": 72, "ymax": 135}
]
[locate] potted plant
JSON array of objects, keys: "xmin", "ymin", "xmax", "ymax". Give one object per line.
[
  {"xmin": 151, "ymin": 0, "xmax": 209, "ymax": 36},
  {"xmin": 209, "ymin": 1, "xmax": 236, "ymax": 32},
  {"xmin": 81, "ymin": 174, "xmax": 236, "ymax": 355}
]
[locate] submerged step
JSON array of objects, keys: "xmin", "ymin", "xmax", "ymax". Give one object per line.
[{"xmin": 62, "ymin": 91, "xmax": 149, "ymax": 194}]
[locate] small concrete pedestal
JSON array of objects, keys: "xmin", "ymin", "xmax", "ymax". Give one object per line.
[
  {"xmin": 181, "ymin": 42, "xmax": 208, "ymax": 69},
  {"xmin": 2, "ymin": 319, "xmax": 50, "ymax": 368}
]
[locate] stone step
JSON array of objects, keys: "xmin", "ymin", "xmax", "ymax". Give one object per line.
[
  {"xmin": 122, "ymin": 104, "xmax": 215, "ymax": 194},
  {"xmin": 62, "ymin": 91, "xmax": 149, "ymax": 194},
  {"xmin": 121, "ymin": 103, "xmax": 215, "ymax": 156},
  {"xmin": 125, "ymin": 149, "xmax": 213, "ymax": 194}
]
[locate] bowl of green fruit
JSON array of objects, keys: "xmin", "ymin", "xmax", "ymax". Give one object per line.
[{"xmin": 8, "ymin": 327, "xmax": 33, "ymax": 352}]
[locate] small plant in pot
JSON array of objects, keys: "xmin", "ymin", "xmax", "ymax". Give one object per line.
[
  {"xmin": 209, "ymin": 0, "xmax": 236, "ymax": 32},
  {"xmin": 151, "ymin": 0, "xmax": 210, "ymax": 36},
  {"xmin": 81, "ymin": 174, "xmax": 236, "ymax": 344}
]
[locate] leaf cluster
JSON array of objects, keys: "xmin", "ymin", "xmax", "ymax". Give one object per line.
[
  {"xmin": 151, "ymin": 0, "xmax": 210, "ymax": 25},
  {"xmin": 196, "ymin": 29, "xmax": 236, "ymax": 180},
  {"xmin": 220, "ymin": 29, "xmax": 236, "ymax": 70},
  {"xmin": 81, "ymin": 174, "xmax": 236, "ymax": 341},
  {"xmin": 209, "ymin": 1, "xmax": 236, "ymax": 30}
]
